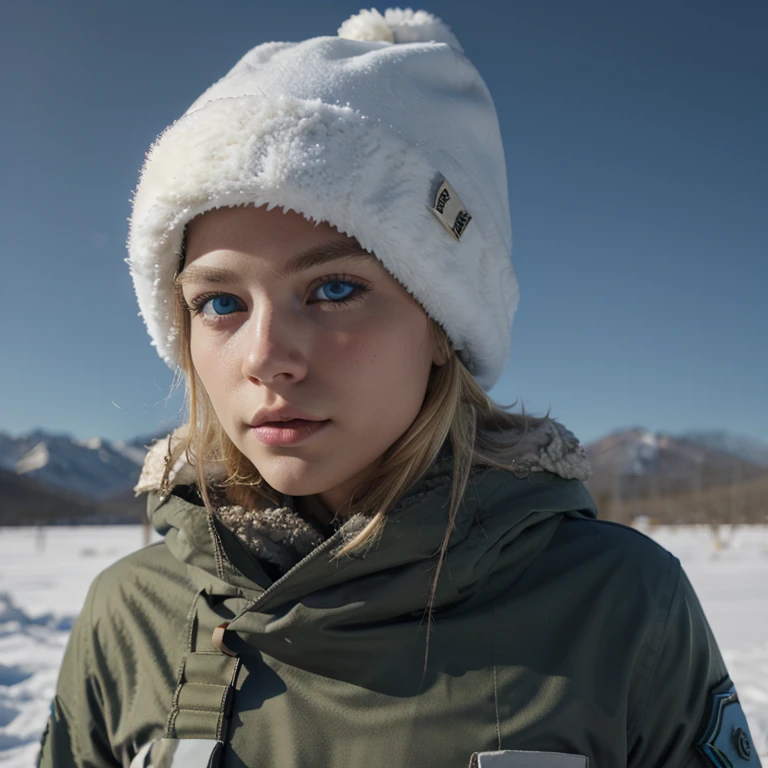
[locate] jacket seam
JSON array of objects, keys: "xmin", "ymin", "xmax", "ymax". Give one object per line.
[
  {"xmin": 66, "ymin": 573, "xmax": 119, "ymax": 765},
  {"xmin": 206, "ymin": 511, "xmax": 228, "ymax": 581},
  {"xmin": 87, "ymin": 574, "xmax": 118, "ymax": 763},
  {"xmin": 166, "ymin": 592, "xmax": 201, "ymax": 738},
  {"xmin": 627, "ymin": 552, "xmax": 681, "ymax": 749},
  {"xmin": 71, "ymin": 577, "xmax": 98, "ymax": 764},
  {"xmin": 490, "ymin": 594, "xmax": 502, "ymax": 751}
]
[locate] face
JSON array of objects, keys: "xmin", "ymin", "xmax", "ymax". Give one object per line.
[{"xmin": 180, "ymin": 204, "xmax": 445, "ymax": 513}]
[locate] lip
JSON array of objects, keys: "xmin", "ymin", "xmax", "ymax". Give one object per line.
[
  {"xmin": 249, "ymin": 405, "xmax": 325, "ymax": 428},
  {"xmin": 250, "ymin": 418, "xmax": 331, "ymax": 447}
]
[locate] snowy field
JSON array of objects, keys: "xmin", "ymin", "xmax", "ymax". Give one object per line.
[{"xmin": 1, "ymin": 524, "xmax": 767, "ymax": 766}]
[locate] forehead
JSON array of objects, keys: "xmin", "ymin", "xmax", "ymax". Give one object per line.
[
  {"xmin": 184, "ymin": 204, "xmax": 350, "ymax": 254},
  {"xmin": 177, "ymin": 205, "xmax": 376, "ymax": 286}
]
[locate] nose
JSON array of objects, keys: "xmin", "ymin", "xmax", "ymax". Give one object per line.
[{"xmin": 241, "ymin": 299, "xmax": 308, "ymax": 384}]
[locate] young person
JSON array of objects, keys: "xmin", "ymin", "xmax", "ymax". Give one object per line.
[{"xmin": 39, "ymin": 8, "xmax": 760, "ymax": 768}]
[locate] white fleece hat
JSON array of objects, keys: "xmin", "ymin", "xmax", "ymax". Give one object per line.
[{"xmin": 126, "ymin": 7, "xmax": 518, "ymax": 390}]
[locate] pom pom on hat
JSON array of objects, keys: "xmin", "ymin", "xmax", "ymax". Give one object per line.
[
  {"xmin": 337, "ymin": 7, "xmax": 463, "ymax": 52},
  {"xmin": 338, "ymin": 9, "xmax": 395, "ymax": 43}
]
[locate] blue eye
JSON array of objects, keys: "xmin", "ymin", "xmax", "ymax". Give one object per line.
[
  {"xmin": 314, "ymin": 281, "xmax": 358, "ymax": 302},
  {"xmin": 189, "ymin": 277, "xmax": 369, "ymax": 324},
  {"xmin": 208, "ymin": 295, "xmax": 239, "ymax": 315},
  {"xmin": 198, "ymin": 295, "xmax": 240, "ymax": 316}
]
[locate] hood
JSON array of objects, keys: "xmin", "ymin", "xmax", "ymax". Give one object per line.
[{"xmin": 133, "ymin": 417, "xmax": 596, "ymax": 623}]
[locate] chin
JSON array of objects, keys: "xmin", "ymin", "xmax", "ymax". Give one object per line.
[
  {"xmin": 263, "ymin": 476, "xmax": 323, "ymax": 498},
  {"xmin": 255, "ymin": 458, "xmax": 337, "ymax": 498}
]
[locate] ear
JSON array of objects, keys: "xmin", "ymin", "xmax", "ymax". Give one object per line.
[
  {"xmin": 430, "ymin": 336, "xmax": 451, "ymax": 367},
  {"xmin": 432, "ymin": 346, "xmax": 448, "ymax": 367},
  {"xmin": 427, "ymin": 318, "xmax": 451, "ymax": 367}
]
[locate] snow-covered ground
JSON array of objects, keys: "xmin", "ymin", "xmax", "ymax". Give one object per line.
[{"xmin": 1, "ymin": 524, "xmax": 767, "ymax": 766}]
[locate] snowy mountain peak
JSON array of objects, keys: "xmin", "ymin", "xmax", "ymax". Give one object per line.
[
  {"xmin": 678, "ymin": 430, "xmax": 768, "ymax": 468},
  {"xmin": 75, "ymin": 437, "xmax": 104, "ymax": 450},
  {"xmin": 638, "ymin": 431, "xmax": 658, "ymax": 448},
  {"xmin": 16, "ymin": 442, "xmax": 50, "ymax": 474},
  {"xmin": 112, "ymin": 440, "xmax": 152, "ymax": 466},
  {"xmin": 0, "ymin": 430, "xmax": 148, "ymax": 500},
  {"xmin": 584, "ymin": 426, "xmax": 768, "ymax": 503}
]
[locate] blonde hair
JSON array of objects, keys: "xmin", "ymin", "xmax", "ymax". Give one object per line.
[{"xmin": 170, "ymin": 260, "xmax": 549, "ymax": 672}]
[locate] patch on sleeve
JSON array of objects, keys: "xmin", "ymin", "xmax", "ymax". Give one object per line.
[{"xmin": 696, "ymin": 682, "xmax": 761, "ymax": 766}]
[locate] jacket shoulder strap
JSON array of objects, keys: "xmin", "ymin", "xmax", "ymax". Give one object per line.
[
  {"xmin": 167, "ymin": 590, "xmax": 242, "ymax": 742},
  {"xmin": 130, "ymin": 590, "xmax": 242, "ymax": 768}
]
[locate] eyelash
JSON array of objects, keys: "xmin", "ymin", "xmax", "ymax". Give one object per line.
[{"xmin": 185, "ymin": 273, "xmax": 371, "ymax": 323}]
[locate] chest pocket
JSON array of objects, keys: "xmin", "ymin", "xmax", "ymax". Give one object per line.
[{"xmin": 470, "ymin": 752, "xmax": 589, "ymax": 768}]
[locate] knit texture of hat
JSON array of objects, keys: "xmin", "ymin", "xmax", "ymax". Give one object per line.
[{"xmin": 126, "ymin": 7, "xmax": 518, "ymax": 390}]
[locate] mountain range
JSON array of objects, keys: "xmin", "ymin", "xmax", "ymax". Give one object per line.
[
  {"xmin": 0, "ymin": 422, "xmax": 766, "ymax": 525},
  {"xmin": 0, "ymin": 425, "xmax": 179, "ymax": 525},
  {"xmin": 582, "ymin": 428, "xmax": 768, "ymax": 503}
]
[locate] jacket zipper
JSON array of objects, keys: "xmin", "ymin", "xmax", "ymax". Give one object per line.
[
  {"xmin": 223, "ymin": 457, "xmax": 460, "ymax": 627},
  {"xmin": 226, "ymin": 524, "xmax": 348, "ymax": 627}
]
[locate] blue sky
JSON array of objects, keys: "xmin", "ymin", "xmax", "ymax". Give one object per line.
[{"xmin": 1, "ymin": 0, "xmax": 765, "ymax": 447}]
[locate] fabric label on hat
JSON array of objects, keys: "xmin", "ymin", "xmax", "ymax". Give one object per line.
[{"xmin": 432, "ymin": 178, "xmax": 473, "ymax": 241}]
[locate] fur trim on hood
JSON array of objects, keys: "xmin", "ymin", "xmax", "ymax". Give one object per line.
[{"xmin": 133, "ymin": 417, "xmax": 591, "ymax": 573}]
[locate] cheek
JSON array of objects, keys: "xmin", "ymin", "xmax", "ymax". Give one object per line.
[
  {"xmin": 336, "ymin": 310, "xmax": 433, "ymax": 409},
  {"xmin": 190, "ymin": 334, "xmax": 216, "ymax": 382},
  {"xmin": 367, "ymin": 308, "xmax": 430, "ymax": 369},
  {"xmin": 190, "ymin": 333, "xmax": 239, "ymax": 403}
]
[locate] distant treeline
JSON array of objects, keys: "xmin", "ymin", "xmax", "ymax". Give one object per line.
[
  {"xmin": 0, "ymin": 467, "xmax": 145, "ymax": 526},
  {"xmin": 591, "ymin": 471, "xmax": 768, "ymax": 526}
]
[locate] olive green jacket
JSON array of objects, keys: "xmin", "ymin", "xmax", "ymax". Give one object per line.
[{"xmin": 38, "ymin": 444, "xmax": 758, "ymax": 767}]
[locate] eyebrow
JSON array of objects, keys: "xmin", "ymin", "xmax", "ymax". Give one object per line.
[{"xmin": 174, "ymin": 238, "xmax": 373, "ymax": 288}]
